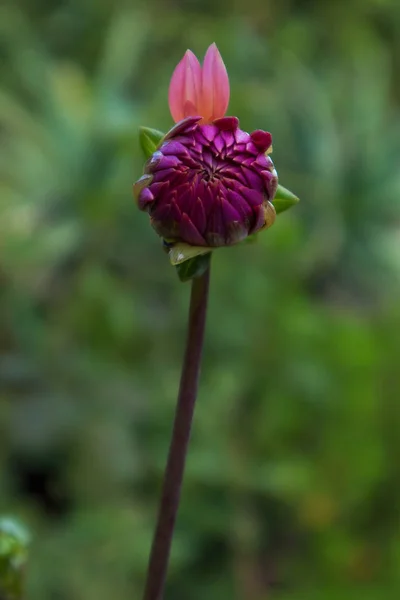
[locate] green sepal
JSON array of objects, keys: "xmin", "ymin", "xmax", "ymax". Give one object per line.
[
  {"xmin": 139, "ymin": 127, "xmax": 165, "ymax": 159},
  {"xmin": 168, "ymin": 242, "xmax": 212, "ymax": 266},
  {"xmin": 273, "ymin": 185, "xmax": 299, "ymax": 214},
  {"xmin": 175, "ymin": 253, "xmax": 212, "ymax": 282}
]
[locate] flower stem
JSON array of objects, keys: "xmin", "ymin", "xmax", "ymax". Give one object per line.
[{"xmin": 142, "ymin": 263, "xmax": 211, "ymax": 600}]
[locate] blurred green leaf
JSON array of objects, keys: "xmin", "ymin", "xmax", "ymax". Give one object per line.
[{"xmin": 0, "ymin": 518, "xmax": 29, "ymax": 600}]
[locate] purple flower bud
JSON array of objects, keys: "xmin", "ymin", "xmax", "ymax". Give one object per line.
[{"xmin": 134, "ymin": 115, "xmax": 278, "ymax": 248}]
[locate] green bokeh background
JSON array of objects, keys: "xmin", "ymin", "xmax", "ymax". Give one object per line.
[{"xmin": 1, "ymin": 0, "xmax": 400, "ymax": 598}]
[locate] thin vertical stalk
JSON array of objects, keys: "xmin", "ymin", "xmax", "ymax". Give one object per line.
[{"xmin": 142, "ymin": 264, "xmax": 211, "ymax": 600}]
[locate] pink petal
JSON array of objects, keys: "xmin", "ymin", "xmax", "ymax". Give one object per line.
[
  {"xmin": 168, "ymin": 50, "xmax": 202, "ymax": 123},
  {"xmin": 200, "ymin": 43, "xmax": 230, "ymax": 123}
]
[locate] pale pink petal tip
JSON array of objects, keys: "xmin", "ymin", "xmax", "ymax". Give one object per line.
[
  {"xmin": 200, "ymin": 43, "xmax": 230, "ymax": 124},
  {"xmin": 168, "ymin": 50, "xmax": 202, "ymax": 123},
  {"xmin": 168, "ymin": 44, "xmax": 229, "ymax": 124}
]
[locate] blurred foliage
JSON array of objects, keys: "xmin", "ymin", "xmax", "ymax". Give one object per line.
[
  {"xmin": 1, "ymin": 0, "xmax": 400, "ymax": 599},
  {"xmin": 0, "ymin": 518, "xmax": 29, "ymax": 600}
]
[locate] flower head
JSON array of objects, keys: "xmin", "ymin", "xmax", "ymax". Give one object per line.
[
  {"xmin": 134, "ymin": 44, "xmax": 280, "ymax": 255},
  {"xmin": 135, "ymin": 116, "xmax": 277, "ymax": 247}
]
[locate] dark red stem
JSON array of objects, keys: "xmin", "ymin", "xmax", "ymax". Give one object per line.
[{"xmin": 142, "ymin": 264, "xmax": 211, "ymax": 600}]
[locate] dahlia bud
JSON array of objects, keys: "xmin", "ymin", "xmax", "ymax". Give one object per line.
[
  {"xmin": 134, "ymin": 115, "xmax": 278, "ymax": 248},
  {"xmin": 134, "ymin": 44, "xmax": 298, "ymax": 278}
]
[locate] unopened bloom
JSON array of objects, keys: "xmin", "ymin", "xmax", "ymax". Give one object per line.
[{"xmin": 134, "ymin": 44, "xmax": 278, "ymax": 251}]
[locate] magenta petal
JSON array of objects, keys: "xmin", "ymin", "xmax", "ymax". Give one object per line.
[
  {"xmin": 177, "ymin": 185, "xmax": 194, "ymax": 214},
  {"xmin": 238, "ymin": 186, "xmax": 264, "ymax": 207},
  {"xmin": 190, "ymin": 197, "xmax": 207, "ymax": 234},
  {"xmin": 242, "ymin": 157, "xmax": 257, "ymax": 168},
  {"xmin": 170, "ymin": 199, "xmax": 182, "ymax": 222},
  {"xmin": 235, "ymin": 129, "xmax": 249, "ymax": 144},
  {"xmin": 180, "ymin": 214, "xmax": 206, "ymax": 245},
  {"xmin": 221, "ymin": 130, "xmax": 235, "ymax": 147},
  {"xmin": 200, "ymin": 182, "xmax": 215, "ymax": 217},
  {"xmin": 256, "ymin": 154, "xmax": 271, "ymax": 169},
  {"xmin": 235, "ymin": 143, "xmax": 247, "ymax": 153},
  {"xmin": 221, "ymin": 198, "xmax": 241, "ymax": 223},
  {"xmin": 214, "ymin": 133, "xmax": 225, "ymax": 154},
  {"xmin": 138, "ymin": 186, "xmax": 154, "ymax": 210},
  {"xmin": 250, "ymin": 130, "xmax": 273, "ymax": 152},
  {"xmin": 202, "ymin": 150, "xmax": 214, "ymax": 169},
  {"xmin": 223, "ymin": 167, "xmax": 248, "ymax": 186},
  {"xmin": 153, "ymin": 198, "xmax": 182, "ymax": 224},
  {"xmin": 241, "ymin": 166, "xmax": 263, "ymax": 190},
  {"xmin": 214, "ymin": 116, "xmax": 239, "ymax": 131},
  {"xmin": 208, "ymin": 198, "xmax": 225, "ymax": 235},
  {"xmin": 260, "ymin": 169, "xmax": 274, "ymax": 182},
  {"xmin": 202, "ymin": 124, "xmax": 218, "ymax": 142},
  {"xmin": 206, "ymin": 199, "xmax": 226, "ymax": 246},
  {"xmin": 160, "ymin": 141, "xmax": 189, "ymax": 156},
  {"xmin": 149, "ymin": 181, "xmax": 169, "ymax": 197},
  {"xmin": 158, "ymin": 155, "xmax": 181, "ymax": 169},
  {"xmin": 151, "ymin": 168, "xmax": 176, "ymax": 183},
  {"xmin": 245, "ymin": 142, "xmax": 259, "ymax": 156},
  {"xmin": 226, "ymin": 189, "xmax": 252, "ymax": 218},
  {"xmin": 231, "ymin": 152, "xmax": 249, "ymax": 164}
]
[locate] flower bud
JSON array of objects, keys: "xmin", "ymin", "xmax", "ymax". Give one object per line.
[{"xmin": 134, "ymin": 116, "xmax": 278, "ymax": 248}]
